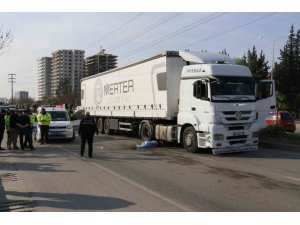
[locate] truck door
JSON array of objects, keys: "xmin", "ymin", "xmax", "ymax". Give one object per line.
[{"xmin": 255, "ymin": 80, "xmax": 276, "ymax": 128}]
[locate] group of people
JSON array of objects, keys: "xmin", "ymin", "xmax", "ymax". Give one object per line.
[
  {"xmin": 0, "ymin": 107, "xmax": 52, "ymax": 151},
  {"xmin": 0, "ymin": 107, "xmax": 99, "ymax": 159},
  {"xmin": 0, "ymin": 109, "xmax": 35, "ymax": 150}
]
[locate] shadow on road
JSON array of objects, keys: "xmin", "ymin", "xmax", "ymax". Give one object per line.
[
  {"xmin": 0, "ymin": 162, "xmax": 76, "ymax": 173},
  {"xmin": 217, "ymin": 149, "xmax": 300, "ymax": 159},
  {"xmin": 6, "ymin": 191, "xmax": 135, "ymax": 211}
]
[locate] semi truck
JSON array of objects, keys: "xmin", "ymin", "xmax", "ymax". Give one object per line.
[{"xmin": 78, "ymin": 51, "xmax": 276, "ymax": 154}]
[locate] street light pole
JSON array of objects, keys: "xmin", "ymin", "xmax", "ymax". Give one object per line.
[
  {"xmin": 271, "ymin": 39, "xmax": 275, "ymax": 80},
  {"xmin": 270, "ymin": 34, "xmax": 291, "ymax": 80}
]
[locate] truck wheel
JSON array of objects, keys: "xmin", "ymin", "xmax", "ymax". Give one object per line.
[
  {"xmin": 140, "ymin": 122, "xmax": 153, "ymax": 141},
  {"xmin": 182, "ymin": 126, "xmax": 198, "ymax": 153},
  {"xmin": 98, "ymin": 118, "xmax": 104, "ymax": 134},
  {"xmin": 104, "ymin": 118, "xmax": 112, "ymax": 135}
]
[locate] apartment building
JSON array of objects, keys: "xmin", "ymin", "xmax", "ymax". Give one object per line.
[
  {"xmin": 37, "ymin": 57, "xmax": 52, "ymax": 101},
  {"xmin": 15, "ymin": 91, "xmax": 29, "ymax": 100},
  {"xmin": 51, "ymin": 49, "xmax": 85, "ymax": 97},
  {"xmin": 85, "ymin": 49, "xmax": 117, "ymax": 77}
]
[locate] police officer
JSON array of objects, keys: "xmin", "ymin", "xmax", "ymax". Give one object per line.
[
  {"xmin": 78, "ymin": 112, "xmax": 98, "ymax": 158},
  {"xmin": 37, "ymin": 108, "xmax": 51, "ymax": 144}
]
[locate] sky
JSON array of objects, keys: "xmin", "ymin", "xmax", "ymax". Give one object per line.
[{"xmin": 0, "ymin": 2, "xmax": 300, "ymax": 100}]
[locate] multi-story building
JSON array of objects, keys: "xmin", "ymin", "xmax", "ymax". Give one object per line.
[
  {"xmin": 37, "ymin": 57, "xmax": 52, "ymax": 101},
  {"xmin": 85, "ymin": 49, "xmax": 117, "ymax": 77},
  {"xmin": 51, "ymin": 49, "xmax": 85, "ymax": 97},
  {"xmin": 15, "ymin": 91, "xmax": 29, "ymax": 100}
]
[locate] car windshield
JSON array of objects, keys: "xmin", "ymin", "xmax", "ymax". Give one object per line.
[
  {"xmin": 281, "ymin": 112, "xmax": 294, "ymax": 120},
  {"xmin": 211, "ymin": 76, "xmax": 255, "ymax": 96},
  {"xmin": 49, "ymin": 111, "xmax": 69, "ymax": 121}
]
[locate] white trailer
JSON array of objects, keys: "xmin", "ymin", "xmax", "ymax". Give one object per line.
[{"xmin": 80, "ymin": 51, "xmax": 276, "ymax": 154}]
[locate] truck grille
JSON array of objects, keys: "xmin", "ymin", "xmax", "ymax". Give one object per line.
[
  {"xmin": 229, "ymin": 140, "xmax": 247, "ymax": 145},
  {"xmin": 222, "ymin": 111, "xmax": 252, "ymax": 122},
  {"xmin": 49, "ymin": 126, "xmax": 67, "ymax": 130}
]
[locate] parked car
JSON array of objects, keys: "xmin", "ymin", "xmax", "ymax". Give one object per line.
[
  {"xmin": 264, "ymin": 111, "xmax": 296, "ymax": 132},
  {"xmin": 70, "ymin": 109, "xmax": 85, "ymax": 133},
  {"xmin": 34, "ymin": 107, "xmax": 75, "ymax": 141}
]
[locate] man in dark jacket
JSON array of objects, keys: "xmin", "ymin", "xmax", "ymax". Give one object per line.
[
  {"xmin": 8, "ymin": 110, "xmax": 19, "ymax": 150},
  {"xmin": 17, "ymin": 110, "xmax": 33, "ymax": 150},
  {"xmin": 0, "ymin": 110, "xmax": 5, "ymax": 150},
  {"xmin": 78, "ymin": 112, "xmax": 98, "ymax": 158}
]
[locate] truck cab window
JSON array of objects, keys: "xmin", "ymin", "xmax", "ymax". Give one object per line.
[
  {"xmin": 193, "ymin": 80, "xmax": 209, "ymax": 101},
  {"xmin": 256, "ymin": 81, "xmax": 273, "ymax": 100}
]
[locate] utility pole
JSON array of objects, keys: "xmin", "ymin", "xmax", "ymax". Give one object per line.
[{"xmin": 8, "ymin": 74, "xmax": 16, "ymax": 105}]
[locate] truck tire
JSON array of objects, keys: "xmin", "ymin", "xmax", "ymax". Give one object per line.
[
  {"xmin": 98, "ymin": 118, "xmax": 104, "ymax": 134},
  {"xmin": 140, "ymin": 121, "xmax": 154, "ymax": 141},
  {"xmin": 104, "ymin": 118, "xmax": 112, "ymax": 135},
  {"xmin": 182, "ymin": 126, "xmax": 198, "ymax": 153}
]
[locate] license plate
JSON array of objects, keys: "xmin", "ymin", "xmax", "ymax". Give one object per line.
[{"xmin": 49, "ymin": 131, "xmax": 64, "ymax": 137}]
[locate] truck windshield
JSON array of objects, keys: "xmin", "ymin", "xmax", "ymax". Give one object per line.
[
  {"xmin": 49, "ymin": 111, "xmax": 69, "ymax": 121},
  {"xmin": 210, "ymin": 76, "xmax": 255, "ymax": 101}
]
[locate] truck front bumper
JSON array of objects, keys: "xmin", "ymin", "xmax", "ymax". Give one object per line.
[{"xmin": 212, "ymin": 144, "xmax": 258, "ymax": 155}]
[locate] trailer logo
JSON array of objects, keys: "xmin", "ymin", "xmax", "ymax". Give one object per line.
[{"xmin": 94, "ymin": 79, "xmax": 103, "ymax": 105}]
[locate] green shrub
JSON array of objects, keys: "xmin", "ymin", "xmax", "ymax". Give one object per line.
[{"xmin": 259, "ymin": 125, "xmax": 286, "ymax": 137}]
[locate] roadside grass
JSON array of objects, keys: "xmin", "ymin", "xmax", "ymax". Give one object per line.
[{"xmin": 260, "ymin": 125, "xmax": 300, "ymax": 145}]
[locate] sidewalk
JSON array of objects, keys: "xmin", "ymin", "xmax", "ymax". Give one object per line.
[{"xmin": 0, "ymin": 135, "xmax": 35, "ymax": 211}]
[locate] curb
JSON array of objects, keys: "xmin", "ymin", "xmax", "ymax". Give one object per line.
[{"xmin": 259, "ymin": 141, "xmax": 300, "ymax": 153}]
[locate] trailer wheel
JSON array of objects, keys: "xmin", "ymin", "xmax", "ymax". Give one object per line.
[
  {"xmin": 104, "ymin": 118, "xmax": 112, "ymax": 135},
  {"xmin": 182, "ymin": 126, "xmax": 198, "ymax": 153},
  {"xmin": 98, "ymin": 118, "xmax": 104, "ymax": 134},
  {"xmin": 140, "ymin": 121, "xmax": 153, "ymax": 141}
]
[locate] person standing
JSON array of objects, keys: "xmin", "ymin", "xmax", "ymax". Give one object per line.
[
  {"xmin": 8, "ymin": 110, "xmax": 19, "ymax": 150},
  {"xmin": 37, "ymin": 108, "xmax": 51, "ymax": 144},
  {"xmin": 0, "ymin": 110, "xmax": 5, "ymax": 150},
  {"xmin": 78, "ymin": 112, "xmax": 98, "ymax": 158},
  {"xmin": 17, "ymin": 110, "xmax": 31, "ymax": 150},
  {"xmin": 24, "ymin": 110, "xmax": 35, "ymax": 149},
  {"xmin": 5, "ymin": 111, "xmax": 10, "ymax": 149}
]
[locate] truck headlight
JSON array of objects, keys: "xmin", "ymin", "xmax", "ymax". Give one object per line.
[
  {"xmin": 67, "ymin": 125, "xmax": 73, "ymax": 129},
  {"xmin": 213, "ymin": 134, "xmax": 224, "ymax": 141},
  {"xmin": 252, "ymin": 131, "xmax": 259, "ymax": 138}
]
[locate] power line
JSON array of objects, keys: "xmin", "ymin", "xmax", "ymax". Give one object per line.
[
  {"xmin": 106, "ymin": 12, "xmax": 182, "ymax": 52},
  {"xmin": 179, "ymin": 12, "xmax": 279, "ymax": 49},
  {"xmin": 119, "ymin": 12, "xmax": 226, "ymax": 60},
  {"xmin": 85, "ymin": 12, "xmax": 144, "ymax": 51}
]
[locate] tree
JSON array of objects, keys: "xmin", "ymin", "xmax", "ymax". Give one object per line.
[
  {"xmin": 0, "ymin": 24, "xmax": 13, "ymax": 55},
  {"xmin": 243, "ymin": 46, "xmax": 270, "ymax": 80},
  {"xmin": 56, "ymin": 77, "xmax": 71, "ymax": 97},
  {"xmin": 273, "ymin": 25, "xmax": 300, "ymax": 117}
]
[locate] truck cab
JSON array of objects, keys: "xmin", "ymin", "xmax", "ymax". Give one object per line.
[{"xmin": 177, "ymin": 51, "xmax": 276, "ymax": 154}]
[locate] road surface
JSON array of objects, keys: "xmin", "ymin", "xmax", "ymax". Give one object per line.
[{"xmin": 0, "ymin": 133, "xmax": 300, "ymax": 211}]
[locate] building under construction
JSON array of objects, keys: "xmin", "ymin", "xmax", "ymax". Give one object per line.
[{"xmin": 85, "ymin": 49, "xmax": 118, "ymax": 77}]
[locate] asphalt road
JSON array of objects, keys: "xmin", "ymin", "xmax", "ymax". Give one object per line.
[{"xmin": 0, "ymin": 133, "xmax": 300, "ymax": 212}]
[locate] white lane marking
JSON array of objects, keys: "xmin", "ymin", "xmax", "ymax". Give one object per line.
[
  {"xmin": 287, "ymin": 176, "xmax": 300, "ymax": 182},
  {"xmin": 55, "ymin": 145, "xmax": 192, "ymax": 211}
]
